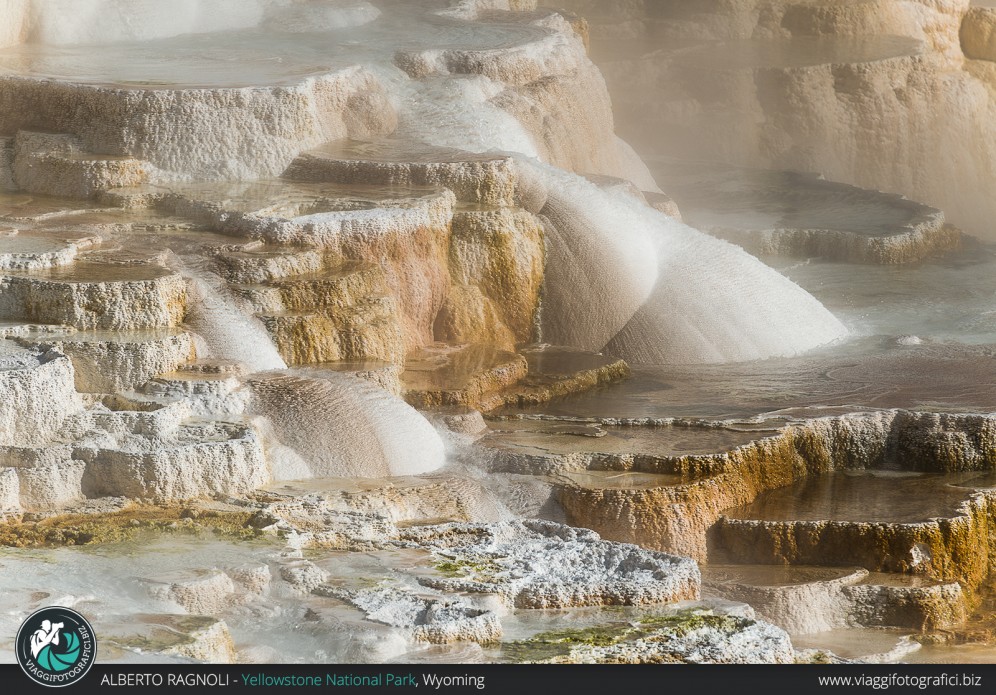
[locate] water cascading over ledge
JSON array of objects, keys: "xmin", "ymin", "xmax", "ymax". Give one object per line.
[
  {"xmin": 532, "ymin": 163, "xmax": 848, "ymax": 364},
  {"xmin": 0, "ymin": 0, "xmax": 849, "ymax": 373},
  {"xmin": 0, "ymin": 0, "xmax": 854, "ymax": 506},
  {"xmin": 0, "ymin": 3, "xmax": 839, "ymax": 482}
]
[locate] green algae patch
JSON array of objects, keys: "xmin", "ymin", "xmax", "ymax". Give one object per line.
[
  {"xmin": 433, "ymin": 555, "xmax": 504, "ymax": 582},
  {"xmin": 0, "ymin": 505, "xmax": 262, "ymax": 548},
  {"xmin": 502, "ymin": 610, "xmax": 755, "ymax": 663},
  {"xmin": 502, "ymin": 623, "xmax": 633, "ymax": 663},
  {"xmin": 111, "ymin": 616, "xmax": 218, "ymax": 652},
  {"xmin": 638, "ymin": 610, "xmax": 751, "ymax": 637},
  {"xmin": 799, "ymin": 650, "xmax": 835, "ymax": 664}
]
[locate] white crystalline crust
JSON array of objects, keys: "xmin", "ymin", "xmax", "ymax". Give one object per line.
[
  {"xmin": 0, "ymin": 343, "xmax": 271, "ymax": 510},
  {"xmin": 0, "ymin": 348, "xmax": 81, "ymax": 447},
  {"xmin": 403, "ymin": 520, "xmax": 701, "ymax": 609},
  {"xmin": 0, "ymin": 69, "xmax": 398, "ymax": 180}
]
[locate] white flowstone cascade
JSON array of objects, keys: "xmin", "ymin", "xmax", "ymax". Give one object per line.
[
  {"xmin": 248, "ymin": 371, "xmax": 447, "ymax": 479},
  {"xmin": 0, "ymin": 0, "xmax": 849, "ymax": 500},
  {"xmin": 532, "ymin": 163, "xmax": 849, "ymax": 363},
  {"xmin": 381, "ymin": 47, "xmax": 848, "ymax": 364},
  {"xmin": 0, "ymin": 345, "xmax": 82, "ymax": 447},
  {"xmin": 174, "ymin": 257, "xmax": 288, "ymax": 374}
]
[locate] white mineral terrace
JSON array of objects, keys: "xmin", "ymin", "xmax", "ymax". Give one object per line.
[{"xmin": 0, "ymin": 0, "xmax": 995, "ymax": 667}]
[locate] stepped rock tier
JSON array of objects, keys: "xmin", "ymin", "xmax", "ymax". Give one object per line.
[
  {"xmin": 564, "ymin": 0, "xmax": 996, "ymax": 239},
  {"xmin": 0, "ymin": 0, "xmax": 994, "ymax": 667}
]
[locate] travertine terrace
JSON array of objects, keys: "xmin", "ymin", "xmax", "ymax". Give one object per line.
[
  {"xmin": 563, "ymin": 0, "xmax": 996, "ymax": 239},
  {"xmin": 1, "ymin": 0, "xmax": 996, "ymax": 667}
]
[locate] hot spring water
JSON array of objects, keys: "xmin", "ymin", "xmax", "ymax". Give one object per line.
[
  {"xmin": 248, "ymin": 371, "xmax": 447, "ymax": 479},
  {"xmin": 531, "ymin": 163, "xmax": 849, "ymax": 363},
  {"xmin": 172, "ymin": 255, "xmax": 288, "ymax": 374},
  {"xmin": 4, "ymin": 0, "xmax": 996, "ymax": 668},
  {"xmin": 10, "ymin": 0, "xmax": 380, "ymax": 46},
  {"xmin": 173, "ymin": 255, "xmax": 446, "ymax": 480}
]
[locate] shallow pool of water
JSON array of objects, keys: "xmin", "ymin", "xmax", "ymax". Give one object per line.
[
  {"xmin": 0, "ymin": 1, "xmax": 547, "ymax": 88},
  {"xmin": 484, "ymin": 420, "xmax": 767, "ymax": 458},
  {"xmin": 725, "ymin": 471, "xmax": 988, "ymax": 524}
]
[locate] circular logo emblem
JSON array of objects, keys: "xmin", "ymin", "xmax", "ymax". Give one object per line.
[{"xmin": 15, "ymin": 607, "xmax": 97, "ymax": 688}]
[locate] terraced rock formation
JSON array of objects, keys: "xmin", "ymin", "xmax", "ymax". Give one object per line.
[
  {"xmin": 1, "ymin": 0, "xmax": 995, "ymax": 668},
  {"xmin": 565, "ymin": 0, "xmax": 996, "ymax": 239}
]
